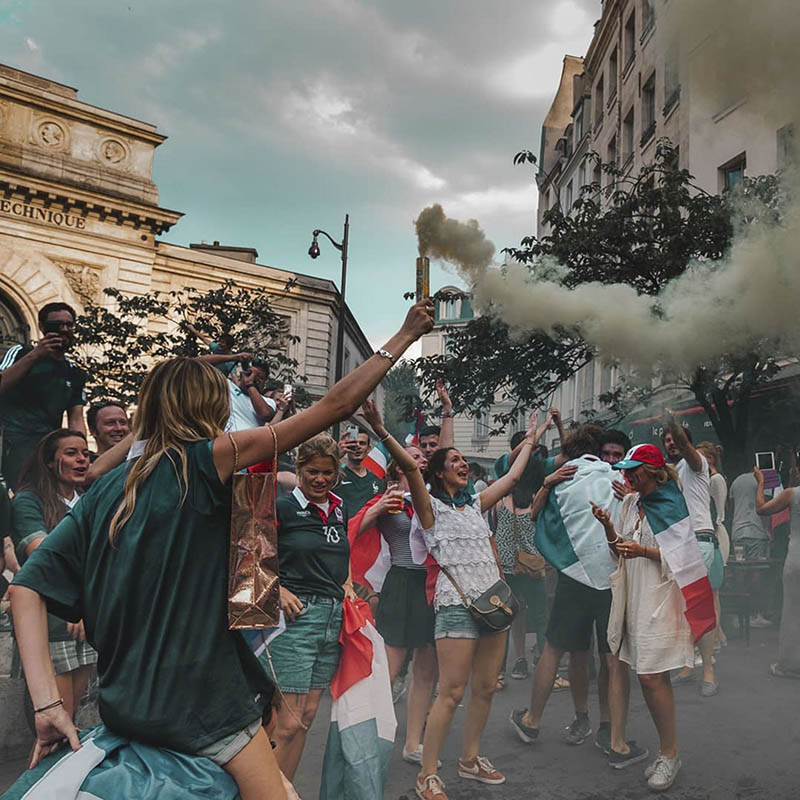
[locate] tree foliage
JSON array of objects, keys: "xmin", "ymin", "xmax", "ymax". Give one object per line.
[
  {"xmin": 73, "ymin": 280, "xmax": 306, "ymax": 405},
  {"xmin": 417, "ymin": 141, "xmax": 788, "ymax": 471}
]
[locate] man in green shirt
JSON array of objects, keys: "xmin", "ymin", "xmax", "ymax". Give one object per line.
[
  {"xmin": 337, "ymin": 427, "xmax": 385, "ymax": 514},
  {"xmin": 0, "ymin": 302, "xmax": 87, "ymax": 490}
]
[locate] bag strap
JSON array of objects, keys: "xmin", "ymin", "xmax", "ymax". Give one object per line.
[
  {"xmin": 439, "ymin": 564, "xmax": 471, "ymax": 609},
  {"xmin": 268, "ymin": 424, "xmax": 278, "ymax": 477},
  {"xmin": 228, "ymin": 432, "xmax": 240, "ymax": 473}
]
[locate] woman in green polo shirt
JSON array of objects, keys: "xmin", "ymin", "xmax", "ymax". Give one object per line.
[
  {"xmin": 9, "ymin": 299, "xmax": 433, "ymax": 800},
  {"xmin": 11, "ymin": 429, "xmax": 95, "ymax": 721},
  {"xmin": 264, "ymin": 433, "xmax": 356, "ymax": 780}
]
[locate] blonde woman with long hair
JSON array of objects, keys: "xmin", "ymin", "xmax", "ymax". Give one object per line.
[
  {"xmin": 265, "ymin": 433, "xmax": 354, "ymax": 780},
  {"xmin": 8, "ymin": 301, "xmax": 433, "ymax": 800}
]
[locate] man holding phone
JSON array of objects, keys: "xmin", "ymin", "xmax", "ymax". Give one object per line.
[
  {"xmin": 0, "ymin": 302, "xmax": 87, "ymax": 491},
  {"xmin": 338, "ymin": 426, "xmax": 385, "ymax": 515}
]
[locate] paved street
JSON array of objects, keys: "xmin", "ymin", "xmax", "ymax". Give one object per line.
[{"xmin": 1, "ymin": 627, "xmax": 797, "ymax": 799}]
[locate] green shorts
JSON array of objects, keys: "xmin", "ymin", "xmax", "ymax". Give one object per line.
[
  {"xmin": 261, "ymin": 594, "xmax": 342, "ymax": 695},
  {"xmin": 434, "ymin": 604, "xmax": 483, "ymax": 639},
  {"xmin": 697, "ymin": 537, "xmax": 725, "ymax": 591}
]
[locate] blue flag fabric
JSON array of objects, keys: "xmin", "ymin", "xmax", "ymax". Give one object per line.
[{"xmin": 2, "ymin": 725, "xmax": 240, "ymax": 800}]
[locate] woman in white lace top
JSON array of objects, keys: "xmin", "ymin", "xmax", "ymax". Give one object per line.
[{"xmin": 404, "ymin": 413, "xmax": 550, "ymax": 800}]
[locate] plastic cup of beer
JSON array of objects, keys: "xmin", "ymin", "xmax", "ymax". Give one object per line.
[{"xmin": 386, "ymin": 481, "xmax": 404, "ymax": 514}]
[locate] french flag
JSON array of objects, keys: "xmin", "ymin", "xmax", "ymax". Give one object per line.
[
  {"xmin": 363, "ymin": 440, "xmax": 389, "ymax": 480},
  {"xmin": 320, "ymin": 599, "xmax": 396, "ymax": 800},
  {"xmin": 348, "ymin": 494, "xmax": 394, "ymax": 592},
  {"xmin": 640, "ymin": 481, "xmax": 716, "ymax": 641}
]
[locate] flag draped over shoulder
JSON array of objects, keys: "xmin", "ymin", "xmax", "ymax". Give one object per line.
[
  {"xmin": 640, "ymin": 480, "xmax": 716, "ymax": 641},
  {"xmin": 1, "ymin": 726, "xmax": 239, "ymax": 800},
  {"xmin": 320, "ymin": 599, "xmax": 396, "ymax": 800},
  {"xmin": 348, "ymin": 494, "xmax": 398, "ymax": 592},
  {"xmin": 535, "ymin": 456, "xmax": 620, "ymax": 590}
]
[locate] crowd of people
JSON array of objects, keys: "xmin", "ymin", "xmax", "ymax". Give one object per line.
[{"xmin": 0, "ymin": 299, "xmax": 798, "ymax": 800}]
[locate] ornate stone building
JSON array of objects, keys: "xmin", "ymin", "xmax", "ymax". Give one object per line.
[{"xmin": 0, "ymin": 64, "xmax": 377, "ymax": 403}]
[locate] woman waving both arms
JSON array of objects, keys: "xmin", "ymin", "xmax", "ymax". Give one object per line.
[{"xmin": 374, "ymin": 408, "xmax": 549, "ymax": 800}]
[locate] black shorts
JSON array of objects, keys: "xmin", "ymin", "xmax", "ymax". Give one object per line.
[
  {"xmin": 546, "ymin": 572, "xmax": 612, "ymax": 653},
  {"xmin": 375, "ymin": 565, "xmax": 435, "ymax": 649}
]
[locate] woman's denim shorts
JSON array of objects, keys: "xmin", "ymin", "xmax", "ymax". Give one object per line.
[
  {"xmin": 261, "ymin": 594, "xmax": 343, "ymax": 694},
  {"xmin": 434, "ymin": 603, "xmax": 483, "ymax": 640}
]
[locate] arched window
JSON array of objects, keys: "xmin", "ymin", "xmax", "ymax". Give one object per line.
[{"xmin": 0, "ymin": 291, "xmax": 29, "ymax": 356}]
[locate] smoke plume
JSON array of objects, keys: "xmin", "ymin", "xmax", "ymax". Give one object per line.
[
  {"xmin": 414, "ymin": 204, "xmax": 495, "ymax": 271},
  {"xmin": 415, "ymin": 0, "xmax": 800, "ymax": 374}
]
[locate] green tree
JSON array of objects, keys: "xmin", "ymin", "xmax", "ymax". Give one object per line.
[
  {"xmin": 381, "ymin": 359, "xmax": 422, "ymax": 442},
  {"xmin": 73, "ymin": 280, "xmax": 307, "ymax": 405},
  {"xmin": 417, "ymin": 141, "xmax": 786, "ymax": 472}
]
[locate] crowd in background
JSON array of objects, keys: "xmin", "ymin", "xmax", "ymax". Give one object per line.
[{"xmin": 0, "ymin": 299, "xmax": 798, "ymax": 800}]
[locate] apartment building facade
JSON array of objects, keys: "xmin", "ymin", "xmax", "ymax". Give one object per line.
[{"xmin": 536, "ymin": 0, "xmax": 793, "ymax": 444}]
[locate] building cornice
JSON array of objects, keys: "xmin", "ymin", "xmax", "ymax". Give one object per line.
[
  {"xmin": 0, "ymin": 168, "xmax": 182, "ymax": 234},
  {"xmin": 0, "ymin": 74, "xmax": 165, "ymax": 146}
]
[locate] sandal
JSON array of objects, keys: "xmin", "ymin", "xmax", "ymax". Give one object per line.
[
  {"xmin": 496, "ymin": 673, "xmax": 506, "ymax": 691},
  {"xmin": 552, "ymin": 675, "xmax": 570, "ymax": 692},
  {"xmin": 769, "ymin": 662, "xmax": 800, "ymax": 679}
]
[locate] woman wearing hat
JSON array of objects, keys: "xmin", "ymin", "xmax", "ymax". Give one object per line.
[{"xmin": 591, "ymin": 444, "xmax": 694, "ymax": 793}]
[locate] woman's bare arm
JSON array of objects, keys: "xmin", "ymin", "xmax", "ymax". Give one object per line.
[
  {"xmin": 212, "ymin": 301, "xmax": 434, "ymax": 482},
  {"xmin": 360, "ymin": 399, "xmax": 434, "ymax": 529},
  {"xmin": 9, "ymin": 585, "xmax": 81, "ymax": 767},
  {"xmin": 84, "ymin": 433, "xmax": 134, "ymax": 486},
  {"xmin": 755, "ymin": 468, "xmax": 793, "ymax": 516},
  {"xmin": 479, "ymin": 414, "xmax": 547, "ymax": 509}
]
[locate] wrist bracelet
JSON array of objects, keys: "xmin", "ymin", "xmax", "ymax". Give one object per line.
[
  {"xmin": 379, "ymin": 433, "xmax": 391, "ymax": 443},
  {"xmin": 375, "ymin": 348, "xmax": 396, "ymax": 364},
  {"xmin": 441, "ymin": 411, "xmax": 455, "ymax": 419},
  {"xmin": 34, "ymin": 698, "xmax": 64, "ymax": 714}
]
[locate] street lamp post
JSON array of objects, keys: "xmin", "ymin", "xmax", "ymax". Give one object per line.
[{"xmin": 308, "ymin": 213, "xmax": 349, "ymax": 439}]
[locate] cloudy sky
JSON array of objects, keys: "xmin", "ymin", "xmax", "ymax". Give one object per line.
[{"xmin": 0, "ymin": 0, "xmax": 596, "ymax": 352}]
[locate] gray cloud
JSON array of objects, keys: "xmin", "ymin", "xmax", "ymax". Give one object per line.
[{"xmin": 0, "ymin": 0, "xmax": 597, "ymax": 340}]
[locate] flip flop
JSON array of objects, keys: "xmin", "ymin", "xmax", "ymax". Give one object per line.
[
  {"xmin": 769, "ymin": 662, "xmax": 800, "ymax": 679},
  {"xmin": 552, "ymin": 675, "xmax": 570, "ymax": 692}
]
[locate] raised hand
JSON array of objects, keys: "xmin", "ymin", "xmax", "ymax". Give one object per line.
[
  {"xmin": 399, "ymin": 298, "xmax": 435, "ymax": 341},
  {"xmin": 360, "ymin": 398, "xmax": 384, "ymax": 433},
  {"xmin": 435, "ymin": 379, "xmax": 453, "ymax": 414}
]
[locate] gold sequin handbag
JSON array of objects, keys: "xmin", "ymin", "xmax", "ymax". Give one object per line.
[{"xmin": 227, "ymin": 426, "xmax": 281, "ymax": 630}]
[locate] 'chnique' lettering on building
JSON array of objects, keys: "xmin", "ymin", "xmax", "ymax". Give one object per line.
[{"xmin": 0, "ymin": 200, "xmax": 86, "ymax": 229}]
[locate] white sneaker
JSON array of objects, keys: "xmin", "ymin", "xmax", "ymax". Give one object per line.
[
  {"xmin": 750, "ymin": 614, "xmax": 772, "ymax": 628},
  {"xmin": 646, "ymin": 754, "xmax": 681, "ymax": 791},
  {"xmin": 402, "ymin": 746, "xmax": 441, "ymax": 768}
]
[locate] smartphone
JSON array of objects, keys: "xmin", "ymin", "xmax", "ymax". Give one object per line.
[
  {"xmin": 756, "ymin": 452, "xmax": 776, "ymax": 471},
  {"xmin": 345, "ymin": 424, "xmax": 359, "ymax": 442},
  {"xmin": 756, "ymin": 451, "xmax": 781, "ymax": 489},
  {"xmin": 42, "ymin": 320, "xmax": 63, "ymax": 335},
  {"xmin": 283, "ymin": 383, "xmax": 293, "ymax": 400}
]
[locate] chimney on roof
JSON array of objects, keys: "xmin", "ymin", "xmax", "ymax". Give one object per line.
[{"xmin": 189, "ymin": 241, "xmax": 259, "ymax": 264}]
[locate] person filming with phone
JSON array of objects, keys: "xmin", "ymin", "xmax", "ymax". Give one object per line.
[
  {"xmin": 0, "ymin": 302, "xmax": 87, "ymax": 491},
  {"xmin": 337, "ymin": 424, "xmax": 385, "ymax": 515}
]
